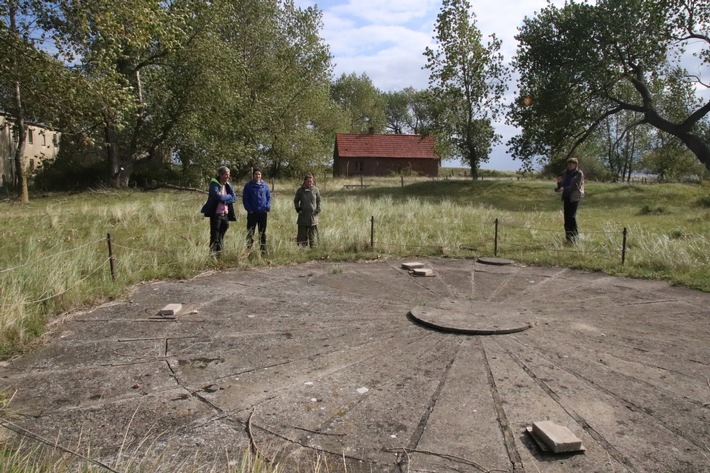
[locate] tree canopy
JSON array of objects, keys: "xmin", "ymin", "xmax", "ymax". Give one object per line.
[
  {"xmin": 424, "ymin": 0, "xmax": 509, "ymax": 177},
  {"xmin": 509, "ymin": 0, "xmax": 710, "ymax": 171}
]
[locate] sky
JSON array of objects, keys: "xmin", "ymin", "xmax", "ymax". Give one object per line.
[{"xmin": 293, "ymin": 0, "xmax": 567, "ymax": 171}]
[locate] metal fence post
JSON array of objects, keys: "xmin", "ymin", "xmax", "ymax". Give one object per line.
[
  {"xmin": 494, "ymin": 218, "xmax": 499, "ymax": 256},
  {"xmin": 622, "ymin": 227, "xmax": 627, "ymax": 265}
]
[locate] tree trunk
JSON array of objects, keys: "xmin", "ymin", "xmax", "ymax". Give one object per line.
[
  {"xmin": 104, "ymin": 120, "xmax": 122, "ymax": 186},
  {"xmin": 13, "ymin": 81, "xmax": 28, "ymax": 204},
  {"xmin": 644, "ymin": 111, "xmax": 710, "ymax": 171},
  {"xmin": 8, "ymin": 3, "xmax": 28, "ymax": 203}
]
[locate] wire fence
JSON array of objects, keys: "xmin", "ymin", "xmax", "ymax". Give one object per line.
[{"xmin": 1, "ymin": 217, "xmax": 706, "ymax": 312}]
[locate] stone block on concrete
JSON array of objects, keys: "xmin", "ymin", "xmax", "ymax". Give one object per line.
[
  {"xmin": 412, "ymin": 268, "xmax": 435, "ymax": 277},
  {"xmin": 402, "ymin": 262, "xmax": 424, "ymax": 270},
  {"xmin": 530, "ymin": 421, "xmax": 583, "ymax": 453},
  {"xmin": 159, "ymin": 303, "xmax": 182, "ymax": 316}
]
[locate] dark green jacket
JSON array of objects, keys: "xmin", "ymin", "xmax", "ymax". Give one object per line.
[{"xmin": 294, "ymin": 185, "xmax": 321, "ymax": 226}]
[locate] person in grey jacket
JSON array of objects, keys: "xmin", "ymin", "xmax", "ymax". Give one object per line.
[
  {"xmin": 555, "ymin": 157, "xmax": 585, "ymax": 243},
  {"xmin": 293, "ymin": 173, "xmax": 321, "ymax": 247}
]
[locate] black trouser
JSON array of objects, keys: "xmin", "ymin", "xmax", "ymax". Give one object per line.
[
  {"xmin": 563, "ymin": 199, "xmax": 579, "ymax": 242},
  {"xmin": 246, "ymin": 212, "xmax": 268, "ymax": 252},
  {"xmin": 209, "ymin": 214, "xmax": 229, "ymax": 255},
  {"xmin": 297, "ymin": 225, "xmax": 318, "ymax": 248}
]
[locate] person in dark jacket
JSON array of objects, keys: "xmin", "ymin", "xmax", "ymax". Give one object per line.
[
  {"xmin": 555, "ymin": 157, "xmax": 585, "ymax": 243},
  {"xmin": 293, "ymin": 173, "xmax": 321, "ymax": 247},
  {"xmin": 242, "ymin": 169, "xmax": 271, "ymax": 254},
  {"xmin": 201, "ymin": 166, "xmax": 237, "ymax": 257}
]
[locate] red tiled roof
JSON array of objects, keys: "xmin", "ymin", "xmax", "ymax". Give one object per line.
[{"xmin": 335, "ymin": 133, "xmax": 438, "ymax": 159}]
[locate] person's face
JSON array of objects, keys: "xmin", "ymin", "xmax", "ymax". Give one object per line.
[
  {"xmin": 304, "ymin": 177, "xmax": 314, "ymax": 188},
  {"xmin": 567, "ymin": 162, "xmax": 577, "ymax": 170},
  {"xmin": 219, "ymin": 170, "xmax": 230, "ymax": 184},
  {"xmin": 253, "ymin": 171, "xmax": 262, "ymax": 182}
]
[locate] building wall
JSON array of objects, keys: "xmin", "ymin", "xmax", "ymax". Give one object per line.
[
  {"xmin": 333, "ymin": 156, "xmax": 439, "ymax": 177},
  {"xmin": 0, "ymin": 114, "xmax": 61, "ymax": 186}
]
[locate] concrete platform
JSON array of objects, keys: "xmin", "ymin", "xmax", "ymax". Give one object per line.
[{"xmin": 1, "ymin": 258, "xmax": 709, "ymax": 472}]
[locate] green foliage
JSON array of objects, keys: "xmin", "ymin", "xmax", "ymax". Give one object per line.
[
  {"xmin": 639, "ymin": 205, "xmax": 667, "ymax": 215},
  {"xmin": 6, "ymin": 0, "xmax": 337, "ymax": 188},
  {"xmin": 330, "ymin": 72, "xmax": 386, "ymax": 133},
  {"xmin": 509, "ymin": 0, "xmax": 710, "ymax": 171}
]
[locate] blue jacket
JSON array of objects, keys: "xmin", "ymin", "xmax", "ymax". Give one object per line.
[
  {"xmin": 242, "ymin": 179, "xmax": 271, "ymax": 213},
  {"xmin": 201, "ymin": 178, "xmax": 237, "ymax": 220}
]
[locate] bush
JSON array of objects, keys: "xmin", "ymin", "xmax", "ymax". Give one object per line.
[
  {"xmin": 639, "ymin": 205, "xmax": 667, "ymax": 215},
  {"xmin": 697, "ymin": 195, "xmax": 710, "ymax": 208}
]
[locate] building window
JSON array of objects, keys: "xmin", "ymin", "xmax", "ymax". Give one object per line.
[
  {"xmin": 355, "ymin": 161, "xmax": 364, "ymax": 172},
  {"xmin": 28, "ymin": 129, "xmax": 33, "ymax": 144},
  {"xmin": 42, "ymin": 133, "xmax": 47, "ymax": 146},
  {"xmin": 29, "ymin": 159, "xmax": 35, "ymax": 171}
]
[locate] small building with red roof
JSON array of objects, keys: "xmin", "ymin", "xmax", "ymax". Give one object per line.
[{"xmin": 333, "ymin": 131, "xmax": 439, "ymax": 177}]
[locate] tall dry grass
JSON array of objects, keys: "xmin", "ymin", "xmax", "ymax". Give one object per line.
[{"xmin": 0, "ymin": 177, "xmax": 709, "ymax": 359}]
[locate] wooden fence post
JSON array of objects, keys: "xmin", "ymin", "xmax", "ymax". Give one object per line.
[{"xmin": 107, "ymin": 233, "xmax": 116, "ymax": 282}]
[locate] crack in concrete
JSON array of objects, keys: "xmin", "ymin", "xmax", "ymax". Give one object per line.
[
  {"xmin": 483, "ymin": 339, "xmax": 525, "ymax": 473},
  {"xmin": 513, "ymin": 336, "xmax": 710, "ymax": 454},
  {"xmin": 391, "ymin": 337, "xmax": 463, "ymax": 473},
  {"xmin": 497, "ymin": 339, "xmax": 639, "ymax": 473}
]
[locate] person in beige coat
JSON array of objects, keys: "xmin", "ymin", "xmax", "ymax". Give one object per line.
[{"xmin": 294, "ymin": 173, "xmax": 321, "ymax": 247}]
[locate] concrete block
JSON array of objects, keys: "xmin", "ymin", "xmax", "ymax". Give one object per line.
[
  {"xmin": 412, "ymin": 268, "xmax": 435, "ymax": 277},
  {"xmin": 402, "ymin": 262, "xmax": 424, "ymax": 270},
  {"xmin": 531, "ymin": 421, "xmax": 583, "ymax": 453},
  {"xmin": 159, "ymin": 304, "xmax": 182, "ymax": 316}
]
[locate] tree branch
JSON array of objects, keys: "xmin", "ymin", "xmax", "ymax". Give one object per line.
[{"xmin": 567, "ymin": 106, "xmax": 625, "ymax": 158}]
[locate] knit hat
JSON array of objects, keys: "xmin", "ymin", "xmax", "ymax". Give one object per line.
[{"xmin": 567, "ymin": 157, "xmax": 579, "ymax": 164}]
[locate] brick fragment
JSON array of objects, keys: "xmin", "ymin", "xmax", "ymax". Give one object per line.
[
  {"xmin": 159, "ymin": 303, "xmax": 182, "ymax": 316},
  {"xmin": 532, "ymin": 421, "xmax": 583, "ymax": 453}
]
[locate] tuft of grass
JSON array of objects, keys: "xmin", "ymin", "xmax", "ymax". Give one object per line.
[{"xmin": 639, "ymin": 204, "xmax": 667, "ymax": 215}]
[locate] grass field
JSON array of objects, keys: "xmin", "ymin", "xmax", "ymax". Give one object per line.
[
  {"xmin": 1, "ymin": 175, "xmax": 709, "ymax": 360},
  {"xmin": 1, "ymin": 174, "xmax": 709, "ymax": 472}
]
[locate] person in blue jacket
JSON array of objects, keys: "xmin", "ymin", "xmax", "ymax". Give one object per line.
[
  {"xmin": 242, "ymin": 168, "xmax": 271, "ymax": 254},
  {"xmin": 200, "ymin": 166, "xmax": 236, "ymax": 257}
]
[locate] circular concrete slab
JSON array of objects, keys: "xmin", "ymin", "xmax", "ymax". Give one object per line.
[
  {"xmin": 2, "ymin": 258, "xmax": 709, "ymax": 473},
  {"xmin": 410, "ymin": 300, "xmax": 533, "ymax": 334}
]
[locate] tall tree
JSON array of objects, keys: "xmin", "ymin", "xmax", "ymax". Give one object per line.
[
  {"xmin": 383, "ymin": 87, "xmax": 435, "ymax": 135},
  {"xmin": 39, "ymin": 0, "xmax": 199, "ymax": 186},
  {"xmin": 330, "ymin": 72, "xmax": 386, "ymax": 133},
  {"xmin": 170, "ymin": 0, "xmax": 336, "ymax": 179},
  {"xmin": 423, "ymin": 0, "xmax": 509, "ymax": 178},
  {"xmin": 0, "ymin": 0, "xmax": 74, "ymax": 202},
  {"xmin": 509, "ymin": 0, "xmax": 710, "ymax": 171}
]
